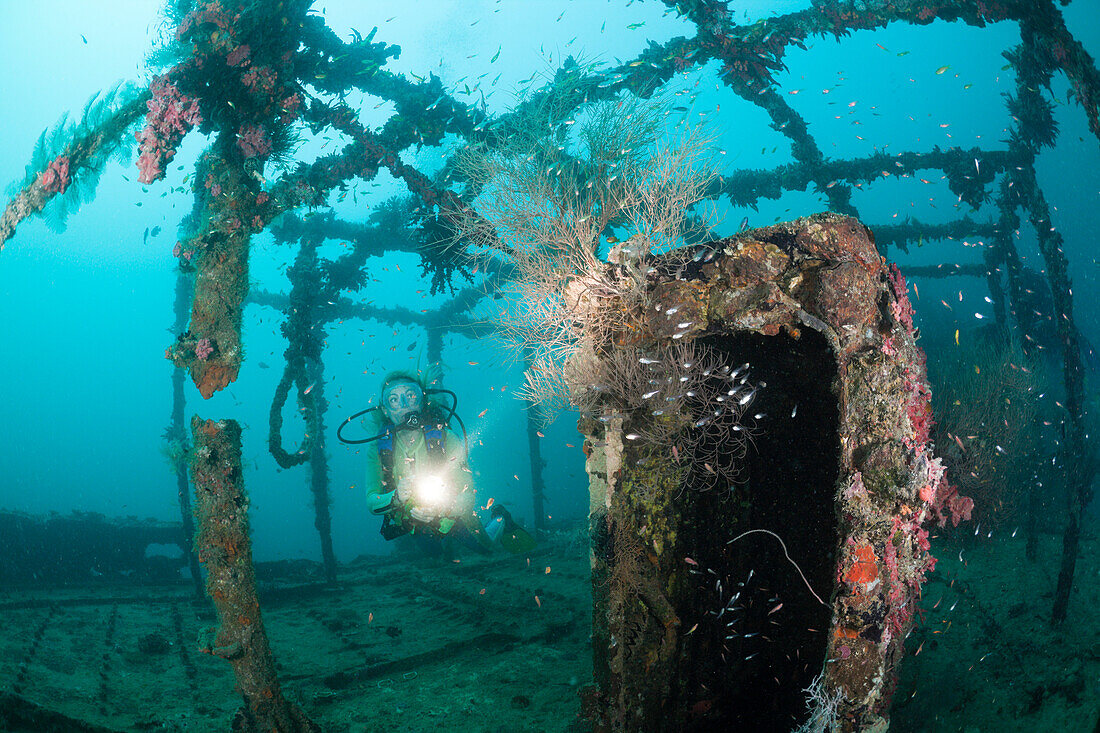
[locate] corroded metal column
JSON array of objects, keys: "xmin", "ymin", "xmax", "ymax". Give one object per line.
[
  {"xmin": 191, "ymin": 417, "xmax": 317, "ymax": 732},
  {"xmin": 582, "ymin": 214, "xmax": 961, "ymax": 731}
]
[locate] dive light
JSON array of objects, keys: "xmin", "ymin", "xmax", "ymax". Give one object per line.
[{"xmin": 414, "ymin": 474, "xmax": 450, "ymax": 508}]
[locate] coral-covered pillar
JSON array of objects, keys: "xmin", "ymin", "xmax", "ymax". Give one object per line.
[
  {"xmin": 190, "ymin": 417, "xmax": 316, "ymax": 732},
  {"xmin": 167, "ymin": 141, "xmax": 258, "ymax": 399},
  {"xmin": 580, "ymin": 214, "xmax": 961, "ymax": 731}
]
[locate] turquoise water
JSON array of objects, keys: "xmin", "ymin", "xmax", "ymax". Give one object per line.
[{"xmin": 0, "ymin": 1, "xmax": 1098, "ymax": 730}]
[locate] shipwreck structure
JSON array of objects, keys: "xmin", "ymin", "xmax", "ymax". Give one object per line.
[
  {"xmin": 1, "ymin": 0, "xmax": 1098, "ymax": 729},
  {"xmin": 0, "ymin": 511, "xmax": 187, "ymax": 584},
  {"xmin": 581, "ymin": 214, "xmax": 959, "ymax": 730}
]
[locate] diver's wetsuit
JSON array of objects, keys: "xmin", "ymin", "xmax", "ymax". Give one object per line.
[{"xmin": 366, "ymin": 416, "xmax": 490, "ymax": 550}]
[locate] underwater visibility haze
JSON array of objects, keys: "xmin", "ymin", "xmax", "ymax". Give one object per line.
[{"xmin": 1, "ymin": 0, "xmax": 1100, "ymax": 730}]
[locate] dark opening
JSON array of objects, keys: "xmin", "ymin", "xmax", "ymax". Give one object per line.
[{"xmin": 672, "ymin": 329, "xmax": 839, "ymax": 730}]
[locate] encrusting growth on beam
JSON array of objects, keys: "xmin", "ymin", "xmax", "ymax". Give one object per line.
[{"xmin": 191, "ymin": 417, "xmax": 318, "ymax": 733}]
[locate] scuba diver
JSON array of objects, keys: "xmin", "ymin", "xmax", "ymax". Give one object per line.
[{"xmin": 338, "ymin": 370, "xmax": 535, "ymax": 555}]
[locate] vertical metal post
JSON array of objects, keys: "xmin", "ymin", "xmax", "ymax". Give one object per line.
[{"xmin": 191, "ymin": 417, "xmax": 316, "ymax": 732}]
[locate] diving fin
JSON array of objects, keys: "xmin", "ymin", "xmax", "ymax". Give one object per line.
[{"xmin": 491, "ymin": 506, "xmax": 537, "ymax": 554}]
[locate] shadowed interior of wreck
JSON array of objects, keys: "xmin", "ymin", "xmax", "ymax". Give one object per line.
[{"xmin": 671, "ymin": 329, "xmax": 839, "ymax": 730}]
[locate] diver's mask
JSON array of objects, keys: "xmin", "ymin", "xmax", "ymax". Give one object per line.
[{"xmin": 382, "ymin": 380, "xmax": 424, "ymax": 426}]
